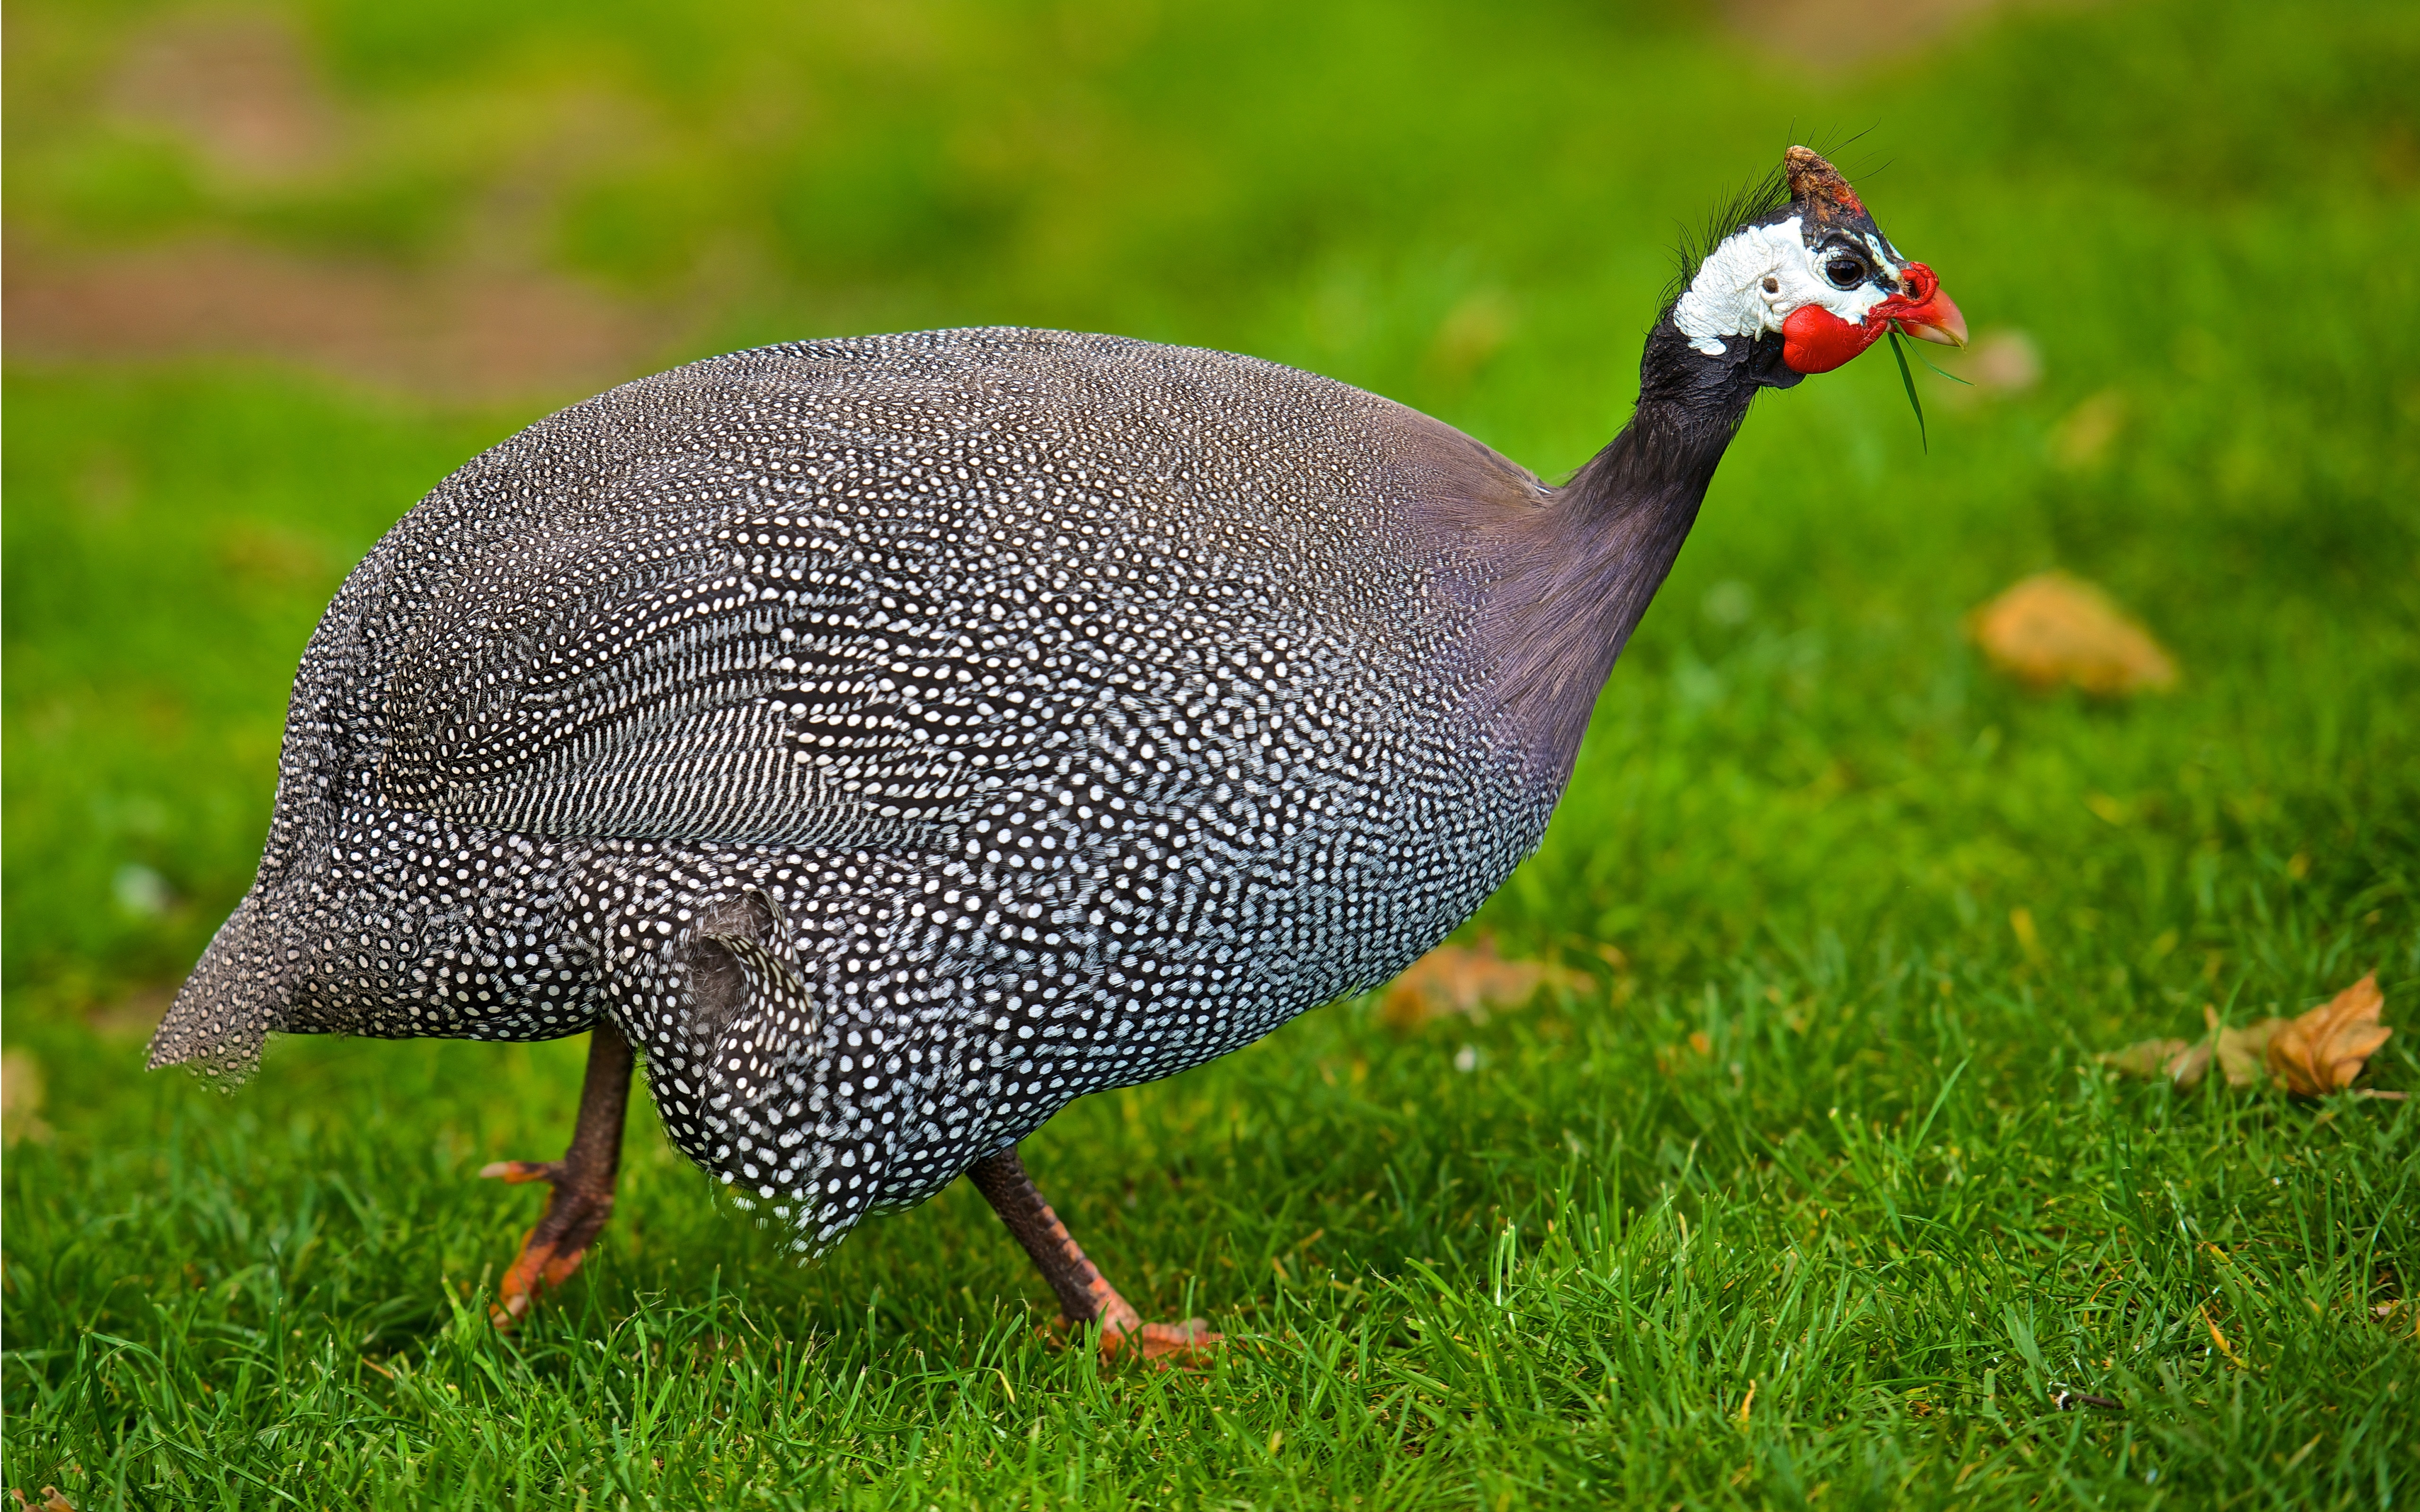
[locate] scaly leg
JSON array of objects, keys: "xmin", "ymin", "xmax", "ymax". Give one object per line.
[
  {"xmin": 480, "ymin": 1022, "xmax": 634, "ymax": 1327},
  {"xmin": 966, "ymin": 1144, "xmax": 1219, "ymax": 1364}
]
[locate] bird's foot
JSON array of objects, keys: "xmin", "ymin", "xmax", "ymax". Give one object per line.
[
  {"xmin": 480, "ymin": 1158, "xmax": 616, "ymax": 1327},
  {"xmin": 1052, "ymin": 1297, "xmax": 1220, "ymax": 1367},
  {"xmin": 1101, "ymin": 1316, "xmax": 1222, "ymax": 1366},
  {"xmin": 968, "ymin": 1145, "xmax": 1223, "ymax": 1369}
]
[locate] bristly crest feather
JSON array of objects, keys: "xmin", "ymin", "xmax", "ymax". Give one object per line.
[
  {"xmin": 1659, "ymin": 167, "xmax": 1791, "ymax": 316},
  {"xmin": 1659, "ymin": 132, "xmax": 1876, "ymax": 318}
]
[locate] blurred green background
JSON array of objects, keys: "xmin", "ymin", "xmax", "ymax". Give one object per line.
[{"xmin": 6, "ymin": 0, "xmax": 2419, "ymax": 1504}]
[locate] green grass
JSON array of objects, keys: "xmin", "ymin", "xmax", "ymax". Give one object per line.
[{"xmin": 6, "ymin": 0, "xmax": 2419, "ymax": 1505}]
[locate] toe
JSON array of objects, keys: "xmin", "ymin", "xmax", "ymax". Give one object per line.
[
  {"xmin": 490, "ymin": 1272, "xmax": 538, "ymax": 1329},
  {"xmin": 1106, "ymin": 1318, "xmax": 1222, "ymax": 1367},
  {"xmin": 480, "ymin": 1160, "xmax": 562, "ymax": 1184},
  {"xmin": 491, "ymin": 1228, "xmax": 556, "ymax": 1329}
]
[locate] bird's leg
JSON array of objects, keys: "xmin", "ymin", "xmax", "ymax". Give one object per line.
[
  {"xmin": 965, "ymin": 1144, "xmax": 1219, "ymax": 1364},
  {"xmin": 479, "ymin": 1022, "xmax": 634, "ymax": 1327}
]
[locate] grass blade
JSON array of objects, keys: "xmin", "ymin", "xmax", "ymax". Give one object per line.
[
  {"xmin": 1888, "ymin": 326, "xmax": 1927, "ymax": 454},
  {"xmin": 1919, "ymin": 350, "xmax": 1975, "ymax": 385}
]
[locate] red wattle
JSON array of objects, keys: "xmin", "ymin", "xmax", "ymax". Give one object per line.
[
  {"xmin": 1781, "ymin": 304, "xmax": 1884, "ymax": 374},
  {"xmin": 1783, "ymin": 266, "xmax": 1961, "ymax": 372}
]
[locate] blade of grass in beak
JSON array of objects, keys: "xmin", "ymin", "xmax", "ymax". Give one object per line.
[
  {"xmin": 1888, "ymin": 327, "xmax": 1927, "ymax": 454},
  {"xmin": 1916, "ymin": 349, "xmax": 1973, "ymax": 386}
]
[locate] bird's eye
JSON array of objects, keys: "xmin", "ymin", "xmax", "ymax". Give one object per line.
[{"xmin": 1824, "ymin": 257, "xmax": 1867, "ymax": 290}]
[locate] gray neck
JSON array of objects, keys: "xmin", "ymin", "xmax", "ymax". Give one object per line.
[{"xmin": 1481, "ymin": 318, "xmax": 1779, "ymax": 783}]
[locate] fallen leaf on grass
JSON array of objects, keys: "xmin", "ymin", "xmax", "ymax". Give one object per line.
[
  {"xmin": 2100, "ymin": 975, "xmax": 2398, "ymax": 1098},
  {"xmin": 2209, "ymin": 1007, "xmax": 2283, "ymax": 1089},
  {"xmin": 9, "ymin": 1488, "xmax": 75, "ymax": 1512},
  {"xmin": 2164, "ymin": 1039, "xmax": 2213, "ymax": 1086},
  {"xmin": 2097, "ymin": 1037, "xmax": 2194, "ymax": 1081},
  {"xmin": 2267, "ymin": 973, "xmax": 2394, "ymax": 1096},
  {"xmin": 1968, "ymin": 572, "xmax": 2177, "ymax": 696},
  {"xmin": 1379, "ymin": 936, "xmax": 1580, "ymax": 1032}
]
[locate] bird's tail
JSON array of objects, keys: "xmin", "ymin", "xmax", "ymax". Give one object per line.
[{"xmin": 147, "ymin": 888, "xmax": 287, "ymax": 1082}]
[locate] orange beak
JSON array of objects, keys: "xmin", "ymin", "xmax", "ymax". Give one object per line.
[
  {"xmin": 1895, "ymin": 288, "xmax": 1969, "ymax": 347},
  {"xmin": 1883, "ymin": 263, "xmax": 1968, "ymax": 348}
]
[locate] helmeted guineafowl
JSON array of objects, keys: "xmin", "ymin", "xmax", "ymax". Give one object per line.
[{"xmin": 152, "ymin": 147, "xmax": 1962, "ymax": 1356}]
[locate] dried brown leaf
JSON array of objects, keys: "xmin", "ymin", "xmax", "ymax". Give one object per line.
[
  {"xmin": 2267, "ymin": 973, "xmax": 2393, "ymax": 1097},
  {"xmin": 2098, "ymin": 1038, "xmax": 2190, "ymax": 1080},
  {"xmin": 2166, "ymin": 1039, "xmax": 2213, "ymax": 1089},
  {"xmin": 2097, "ymin": 1035, "xmax": 2216, "ymax": 1087},
  {"xmin": 2205, "ymin": 1006, "xmax": 2287, "ymax": 1089},
  {"xmin": 2100, "ymin": 1008, "xmax": 2292, "ymax": 1091},
  {"xmin": 1379, "ymin": 937, "xmax": 1578, "ymax": 1033},
  {"xmin": 1967, "ymin": 572, "xmax": 2177, "ymax": 696}
]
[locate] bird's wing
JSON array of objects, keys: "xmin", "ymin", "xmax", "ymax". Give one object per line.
[
  {"xmin": 371, "ymin": 423, "xmax": 982, "ymax": 851},
  {"xmin": 357, "ymin": 326, "xmax": 1512, "ymax": 852}
]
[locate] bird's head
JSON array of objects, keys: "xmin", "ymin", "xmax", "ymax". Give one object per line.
[{"xmin": 1669, "ymin": 146, "xmax": 1966, "ymax": 388}]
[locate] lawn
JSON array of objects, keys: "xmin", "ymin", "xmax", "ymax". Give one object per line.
[{"xmin": 5, "ymin": 0, "xmax": 2417, "ymax": 1506}]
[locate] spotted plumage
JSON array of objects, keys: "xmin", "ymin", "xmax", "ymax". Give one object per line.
[
  {"xmin": 153, "ymin": 151, "xmax": 1960, "ymax": 1303},
  {"xmin": 156, "ymin": 327, "xmax": 1560, "ymax": 1245}
]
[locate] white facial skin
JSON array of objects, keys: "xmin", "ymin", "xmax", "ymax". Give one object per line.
[{"xmin": 1673, "ymin": 216, "xmax": 1907, "ymax": 357}]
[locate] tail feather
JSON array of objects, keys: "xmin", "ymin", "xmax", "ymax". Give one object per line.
[{"xmin": 147, "ymin": 888, "xmax": 288, "ymax": 1082}]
